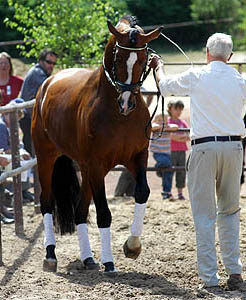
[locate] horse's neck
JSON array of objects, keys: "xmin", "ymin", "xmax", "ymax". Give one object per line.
[
  {"xmin": 98, "ymin": 37, "xmax": 118, "ymax": 99},
  {"xmin": 103, "ymin": 37, "xmax": 115, "ymax": 74}
]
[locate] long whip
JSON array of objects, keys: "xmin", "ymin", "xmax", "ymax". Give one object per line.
[{"xmin": 160, "ymin": 32, "xmax": 193, "ymax": 66}]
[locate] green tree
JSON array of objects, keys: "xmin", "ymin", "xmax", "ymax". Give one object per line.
[
  {"xmin": 5, "ymin": 0, "xmax": 125, "ymax": 67},
  {"xmin": 124, "ymin": 0, "xmax": 205, "ymax": 45},
  {"xmin": 190, "ymin": 0, "xmax": 245, "ymax": 48},
  {"xmin": 0, "ymin": 0, "xmax": 23, "ymax": 56},
  {"xmin": 236, "ymin": 5, "xmax": 246, "ymax": 49},
  {"xmin": 190, "ymin": 0, "xmax": 241, "ymax": 20},
  {"xmin": 125, "ymin": 0, "xmax": 191, "ymax": 26}
]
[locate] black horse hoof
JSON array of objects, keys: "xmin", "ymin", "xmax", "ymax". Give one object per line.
[
  {"xmin": 83, "ymin": 257, "xmax": 100, "ymax": 270},
  {"xmin": 123, "ymin": 240, "xmax": 141, "ymax": 259},
  {"xmin": 103, "ymin": 262, "xmax": 117, "ymax": 277},
  {"xmin": 43, "ymin": 258, "xmax": 57, "ymax": 272}
]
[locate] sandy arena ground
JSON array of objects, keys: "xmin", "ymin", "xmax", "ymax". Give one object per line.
[{"xmin": 1, "ymin": 150, "xmax": 246, "ymax": 300}]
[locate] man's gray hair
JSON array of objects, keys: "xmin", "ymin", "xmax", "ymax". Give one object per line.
[{"xmin": 206, "ymin": 33, "xmax": 233, "ymax": 60}]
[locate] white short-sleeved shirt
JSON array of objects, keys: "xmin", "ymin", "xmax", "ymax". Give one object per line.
[{"xmin": 159, "ymin": 61, "xmax": 246, "ymax": 139}]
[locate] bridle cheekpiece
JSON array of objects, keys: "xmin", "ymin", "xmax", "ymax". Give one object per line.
[{"xmin": 103, "ymin": 41, "xmax": 152, "ymax": 96}]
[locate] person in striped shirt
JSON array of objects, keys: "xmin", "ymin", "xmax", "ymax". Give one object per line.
[{"xmin": 150, "ymin": 114, "xmax": 178, "ymax": 200}]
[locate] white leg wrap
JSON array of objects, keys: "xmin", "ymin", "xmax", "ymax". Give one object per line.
[
  {"xmin": 99, "ymin": 227, "xmax": 113, "ymax": 264},
  {"xmin": 77, "ymin": 223, "xmax": 93, "ymax": 261},
  {"xmin": 43, "ymin": 213, "xmax": 56, "ymax": 248},
  {"xmin": 131, "ymin": 203, "xmax": 146, "ymax": 236}
]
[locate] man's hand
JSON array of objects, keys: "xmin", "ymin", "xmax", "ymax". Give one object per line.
[
  {"xmin": 21, "ymin": 153, "xmax": 31, "ymax": 160},
  {"xmin": 20, "ymin": 148, "xmax": 31, "ymax": 160},
  {"xmin": 0, "ymin": 155, "xmax": 10, "ymax": 167},
  {"xmin": 148, "ymin": 54, "xmax": 163, "ymax": 70}
]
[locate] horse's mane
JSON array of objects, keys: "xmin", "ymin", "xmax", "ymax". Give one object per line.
[
  {"xmin": 119, "ymin": 15, "xmax": 138, "ymax": 28},
  {"xmin": 115, "ymin": 15, "xmax": 143, "ymax": 44}
]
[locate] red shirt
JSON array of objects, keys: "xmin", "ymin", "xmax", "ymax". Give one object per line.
[
  {"xmin": 0, "ymin": 75, "xmax": 24, "ymax": 106},
  {"xmin": 168, "ymin": 118, "xmax": 189, "ymax": 151}
]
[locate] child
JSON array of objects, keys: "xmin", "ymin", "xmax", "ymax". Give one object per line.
[
  {"xmin": 168, "ymin": 100, "xmax": 190, "ymax": 200},
  {"xmin": 150, "ymin": 113, "xmax": 178, "ymax": 200}
]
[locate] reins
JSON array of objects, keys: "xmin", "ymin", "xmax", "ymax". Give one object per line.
[
  {"xmin": 144, "ymin": 51, "xmax": 166, "ymax": 141},
  {"xmin": 145, "ymin": 32, "xmax": 193, "ymax": 140}
]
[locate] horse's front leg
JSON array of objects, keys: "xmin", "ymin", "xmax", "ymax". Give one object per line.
[
  {"xmin": 89, "ymin": 171, "xmax": 117, "ymax": 275},
  {"xmin": 123, "ymin": 154, "xmax": 150, "ymax": 259},
  {"xmin": 75, "ymin": 175, "xmax": 99, "ymax": 270}
]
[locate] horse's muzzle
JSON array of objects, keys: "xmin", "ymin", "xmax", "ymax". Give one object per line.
[{"xmin": 118, "ymin": 94, "xmax": 136, "ymax": 116}]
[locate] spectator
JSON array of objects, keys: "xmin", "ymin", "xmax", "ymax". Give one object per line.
[
  {"xmin": 0, "ymin": 98, "xmax": 33, "ymax": 202},
  {"xmin": 167, "ymin": 100, "xmax": 190, "ymax": 200},
  {"xmin": 20, "ymin": 49, "xmax": 58, "ymax": 155},
  {"xmin": 149, "ymin": 33, "xmax": 246, "ymax": 291},
  {"xmin": 0, "ymin": 52, "xmax": 23, "ymax": 106},
  {"xmin": 0, "ymin": 155, "xmax": 14, "ymax": 224},
  {"xmin": 150, "ymin": 113, "xmax": 178, "ymax": 200}
]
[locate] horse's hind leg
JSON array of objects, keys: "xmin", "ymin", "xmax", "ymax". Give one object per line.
[
  {"xmin": 75, "ymin": 174, "xmax": 99, "ymax": 270},
  {"xmin": 37, "ymin": 153, "xmax": 58, "ymax": 272},
  {"xmin": 32, "ymin": 99, "xmax": 59, "ymax": 271},
  {"xmin": 123, "ymin": 153, "xmax": 150, "ymax": 259}
]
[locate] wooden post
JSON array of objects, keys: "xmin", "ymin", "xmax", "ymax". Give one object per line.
[{"xmin": 9, "ymin": 111, "xmax": 24, "ymax": 235}]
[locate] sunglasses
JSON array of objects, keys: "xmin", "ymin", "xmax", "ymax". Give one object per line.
[
  {"xmin": 45, "ymin": 59, "xmax": 56, "ymax": 65},
  {"xmin": 0, "ymin": 62, "xmax": 10, "ymax": 66}
]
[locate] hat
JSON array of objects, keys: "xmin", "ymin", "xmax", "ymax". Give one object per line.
[
  {"xmin": 9, "ymin": 98, "xmax": 24, "ymax": 105},
  {"xmin": 8, "ymin": 98, "xmax": 25, "ymax": 119}
]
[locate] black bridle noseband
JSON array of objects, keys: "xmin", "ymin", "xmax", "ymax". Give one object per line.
[{"xmin": 103, "ymin": 41, "xmax": 153, "ymax": 96}]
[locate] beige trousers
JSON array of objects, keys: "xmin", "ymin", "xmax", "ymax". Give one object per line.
[{"xmin": 187, "ymin": 141, "xmax": 243, "ymax": 287}]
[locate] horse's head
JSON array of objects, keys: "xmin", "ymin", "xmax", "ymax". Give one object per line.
[{"xmin": 104, "ymin": 16, "xmax": 163, "ymax": 116}]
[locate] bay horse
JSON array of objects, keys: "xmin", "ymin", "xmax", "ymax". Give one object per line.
[{"xmin": 32, "ymin": 15, "xmax": 162, "ymax": 274}]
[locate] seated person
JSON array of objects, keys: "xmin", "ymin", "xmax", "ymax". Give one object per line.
[
  {"xmin": 0, "ymin": 155, "xmax": 14, "ymax": 224},
  {"xmin": 0, "ymin": 98, "xmax": 34, "ymax": 202}
]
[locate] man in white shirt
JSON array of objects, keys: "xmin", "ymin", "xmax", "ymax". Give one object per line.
[{"xmin": 149, "ymin": 33, "xmax": 246, "ymax": 291}]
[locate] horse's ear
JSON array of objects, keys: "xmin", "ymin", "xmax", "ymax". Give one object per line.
[
  {"xmin": 107, "ymin": 20, "xmax": 122, "ymax": 40},
  {"xmin": 140, "ymin": 26, "xmax": 163, "ymax": 44}
]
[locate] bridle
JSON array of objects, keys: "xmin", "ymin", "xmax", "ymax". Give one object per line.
[{"xmin": 103, "ymin": 41, "xmax": 153, "ymax": 96}]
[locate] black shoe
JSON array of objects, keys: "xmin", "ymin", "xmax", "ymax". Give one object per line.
[
  {"xmin": 3, "ymin": 189, "xmax": 13, "ymax": 208},
  {"xmin": 227, "ymin": 274, "xmax": 244, "ymax": 291},
  {"xmin": 2, "ymin": 207, "xmax": 14, "ymax": 219},
  {"xmin": 0, "ymin": 214, "xmax": 14, "ymax": 224},
  {"xmin": 197, "ymin": 285, "xmax": 224, "ymax": 297},
  {"xmin": 22, "ymin": 190, "xmax": 34, "ymax": 202}
]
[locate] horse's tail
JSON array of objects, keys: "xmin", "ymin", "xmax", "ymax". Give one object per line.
[{"xmin": 51, "ymin": 155, "xmax": 80, "ymax": 235}]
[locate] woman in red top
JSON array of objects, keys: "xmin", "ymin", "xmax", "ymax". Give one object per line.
[{"xmin": 0, "ymin": 52, "xmax": 23, "ymax": 106}]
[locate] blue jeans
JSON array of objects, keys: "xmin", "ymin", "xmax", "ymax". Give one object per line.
[{"xmin": 153, "ymin": 152, "xmax": 173, "ymax": 194}]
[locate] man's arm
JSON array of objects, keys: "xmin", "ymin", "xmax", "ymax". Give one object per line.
[
  {"xmin": 21, "ymin": 67, "xmax": 47, "ymax": 101},
  {"xmin": 148, "ymin": 54, "xmax": 197, "ymax": 97},
  {"xmin": 0, "ymin": 123, "xmax": 10, "ymax": 152}
]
